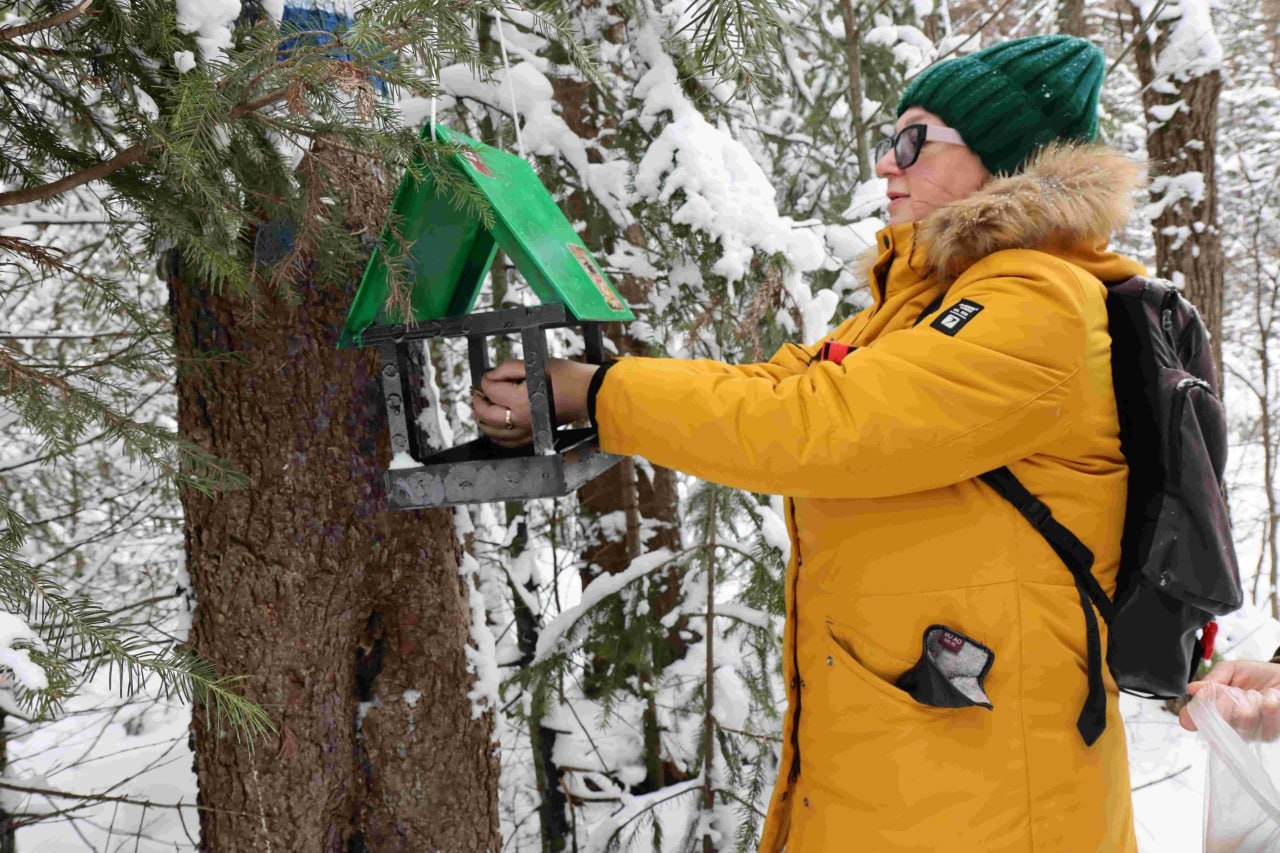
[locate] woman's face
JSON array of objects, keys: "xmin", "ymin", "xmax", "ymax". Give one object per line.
[{"xmin": 876, "ymin": 106, "xmax": 990, "ymax": 225}]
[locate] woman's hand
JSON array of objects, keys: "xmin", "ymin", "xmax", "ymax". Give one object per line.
[
  {"xmin": 471, "ymin": 358, "xmax": 600, "ymax": 448},
  {"xmin": 1178, "ymin": 659, "xmax": 1280, "ymax": 734}
]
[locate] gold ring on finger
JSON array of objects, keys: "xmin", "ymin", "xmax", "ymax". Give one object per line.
[{"xmin": 504, "ymin": 408, "xmax": 514, "ymax": 430}]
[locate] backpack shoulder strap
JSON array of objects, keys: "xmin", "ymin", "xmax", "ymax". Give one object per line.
[
  {"xmin": 979, "ymin": 465, "xmax": 1115, "ymax": 746},
  {"xmin": 912, "ymin": 292, "xmax": 947, "ymax": 328},
  {"xmin": 978, "ymin": 467, "xmax": 1114, "ymax": 618}
]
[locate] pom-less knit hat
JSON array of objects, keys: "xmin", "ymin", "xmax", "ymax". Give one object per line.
[{"xmin": 897, "ymin": 35, "xmax": 1106, "ymax": 175}]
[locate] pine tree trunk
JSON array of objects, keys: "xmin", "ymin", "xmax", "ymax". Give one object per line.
[
  {"xmin": 1247, "ymin": 227, "xmax": 1280, "ymax": 618},
  {"xmin": 1134, "ymin": 11, "xmax": 1226, "ymax": 385},
  {"xmin": 170, "ymin": 258, "xmax": 499, "ymax": 850}
]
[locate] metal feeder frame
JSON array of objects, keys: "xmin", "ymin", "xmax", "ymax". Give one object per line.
[{"xmin": 368, "ymin": 304, "xmax": 621, "ymax": 509}]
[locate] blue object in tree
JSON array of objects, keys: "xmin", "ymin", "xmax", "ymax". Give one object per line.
[
  {"xmin": 279, "ymin": 2, "xmax": 390, "ymax": 96},
  {"xmin": 253, "ymin": 218, "xmax": 296, "ymax": 266}
]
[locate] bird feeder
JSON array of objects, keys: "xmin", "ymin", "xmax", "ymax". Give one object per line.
[{"xmin": 338, "ymin": 124, "xmax": 634, "ymax": 509}]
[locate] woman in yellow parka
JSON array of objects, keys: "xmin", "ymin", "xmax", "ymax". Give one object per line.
[{"xmin": 475, "ymin": 34, "xmax": 1143, "ymax": 853}]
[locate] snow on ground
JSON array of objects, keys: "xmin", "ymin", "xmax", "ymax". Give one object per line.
[
  {"xmin": 9, "ymin": 679, "xmax": 198, "ymax": 851},
  {"xmin": 7, "ymin": 635, "xmax": 1266, "ymax": 851},
  {"xmin": 1129, "ymin": 692, "xmax": 1207, "ymax": 852}
]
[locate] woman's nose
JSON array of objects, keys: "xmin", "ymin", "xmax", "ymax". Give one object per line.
[{"xmin": 875, "ymin": 149, "xmax": 902, "ymax": 179}]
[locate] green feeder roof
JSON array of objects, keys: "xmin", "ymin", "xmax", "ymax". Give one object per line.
[{"xmin": 339, "ymin": 124, "xmax": 634, "ymax": 348}]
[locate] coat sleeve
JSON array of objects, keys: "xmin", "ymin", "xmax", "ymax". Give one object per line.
[
  {"xmin": 594, "ymin": 251, "xmax": 1095, "ymax": 499},
  {"xmin": 672, "ymin": 312, "xmax": 861, "ymax": 382}
]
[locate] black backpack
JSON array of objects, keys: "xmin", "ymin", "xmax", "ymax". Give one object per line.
[{"xmin": 980, "ymin": 275, "xmax": 1243, "ymax": 746}]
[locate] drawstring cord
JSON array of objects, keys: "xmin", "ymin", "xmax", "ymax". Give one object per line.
[
  {"xmin": 428, "ymin": 10, "xmax": 524, "ymax": 160},
  {"xmin": 493, "ymin": 9, "xmax": 526, "ymax": 159}
]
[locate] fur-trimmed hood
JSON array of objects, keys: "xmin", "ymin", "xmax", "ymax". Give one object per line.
[{"xmin": 912, "ymin": 143, "xmax": 1145, "ymax": 284}]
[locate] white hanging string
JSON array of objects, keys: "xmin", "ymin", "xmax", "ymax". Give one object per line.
[
  {"xmin": 428, "ymin": 23, "xmax": 438, "ymax": 140},
  {"xmin": 493, "ymin": 9, "xmax": 527, "ymax": 159}
]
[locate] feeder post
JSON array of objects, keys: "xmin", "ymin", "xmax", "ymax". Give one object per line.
[
  {"xmin": 378, "ymin": 341, "xmax": 429, "ymax": 462},
  {"xmin": 521, "ymin": 325, "xmax": 558, "ymax": 455},
  {"xmin": 466, "ymin": 334, "xmax": 491, "ymax": 390},
  {"xmin": 583, "ymin": 322, "xmax": 604, "ymax": 365}
]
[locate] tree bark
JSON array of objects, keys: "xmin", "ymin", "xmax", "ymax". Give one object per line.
[
  {"xmin": 1133, "ymin": 10, "xmax": 1226, "ymax": 385},
  {"xmin": 170, "ymin": 242, "xmax": 498, "ymax": 849},
  {"xmin": 1057, "ymin": 0, "xmax": 1087, "ymax": 35},
  {"xmin": 839, "ymin": 0, "xmax": 871, "ymax": 183}
]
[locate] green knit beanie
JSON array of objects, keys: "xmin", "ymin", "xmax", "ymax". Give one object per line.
[{"xmin": 897, "ymin": 35, "xmax": 1105, "ymax": 175}]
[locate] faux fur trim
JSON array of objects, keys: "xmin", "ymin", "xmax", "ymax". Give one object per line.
[{"xmin": 917, "ymin": 143, "xmax": 1145, "ymax": 284}]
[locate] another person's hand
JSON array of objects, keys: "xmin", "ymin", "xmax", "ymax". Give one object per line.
[
  {"xmin": 471, "ymin": 358, "xmax": 599, "ymax": 448},
  {"xmin": 1179, "ymin": 659, "xmax": 1280, "ymax": 738}
]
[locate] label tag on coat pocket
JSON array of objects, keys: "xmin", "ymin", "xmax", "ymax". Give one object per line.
[
  {"xmin": 895, "ymin": 624, "xmax": 995, "ymax": 710},
  {"xmin": 939, "ymin": 631, "xmax": 965, "ymax": 654}
]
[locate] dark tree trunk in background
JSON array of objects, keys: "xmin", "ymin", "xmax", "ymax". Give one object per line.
[
  {"xmin": 0, "ymin": 712, "xmax": 12, "ymax": 853},
  {"xmin": 1134, "ymin": 9, "xmax": 1225, "ymax": 385},
  {"xmin": 920, "ymin": 8, "xmax": 942, "ymax": 42},
  {"xmin": 1057, "ymin": 0, "xmax": 1087, "ymax": 35},
  {"xmin": 169, "ymin": 170, "xmax": 499, "ymax": 850},
  {"xmin": 552, "ymin": 5, "xmax": 686, "ymax": 800},
  {"xmin": 839, "ymin": 0, "xmax": 871, "ymax": 182},
  {"xmin": 1268, "ymin": 0, "xmax": 1280, "ymax": 80}
]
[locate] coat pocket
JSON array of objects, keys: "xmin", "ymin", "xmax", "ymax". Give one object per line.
[{"xmin": 823, "ymin": 618, "xmax": 954, "ymax": 716}]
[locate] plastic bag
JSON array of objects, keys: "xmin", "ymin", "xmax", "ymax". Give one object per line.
[{"xmin": 1186, "ymin": 683, "xmax": 1280, "ymax": 852}]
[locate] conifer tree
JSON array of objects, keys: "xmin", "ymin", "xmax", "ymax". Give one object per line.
[
  {"xmin": 0, "ymin": 0, "xmax": 590, "ymax": 846},
  {"xmin": 1210, "ymin": 0, "xmax": 1280, "ymax": 617}
]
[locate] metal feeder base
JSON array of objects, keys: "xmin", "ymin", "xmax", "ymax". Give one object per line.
[{"xmin": 386, "ymin": 428, "xmax": 623, "ymax": 509}]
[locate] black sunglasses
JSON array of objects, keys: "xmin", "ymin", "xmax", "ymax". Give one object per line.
[{"xmin": 873, "ymin": 124, "xmax": 966, "ymax": 169}]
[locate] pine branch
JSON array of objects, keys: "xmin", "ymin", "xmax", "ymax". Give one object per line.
[
  {"xmin": 0, "ymin": 347, "xmax": 244, "ymax": 495},
  {"xmin": 228, "ymin": 88, "xmax": 290, "ymax": 119},
  {"xmin": 0, "ymin": 781, "xmax": 208, "ymax": 811},
  {"xmin": 0, "ymin": 143, "xmax": 146, "ymax": 208},
  {"xmin": 2, "ymin": 42, "xmax": 72, "ymax": 58},
  {"xmin": 0, "ymin": 84, "xmax": 291, "ymax": 210},
  {"xmin": 0, "ymin": 549, "xmax": 272, "ymax": 735},
  {"xmin": 675, "ymin": 0, "xmax": 796, "ymax": 94},
  {"xmin": 0, "ymin": 0, "xmax": 94, "ymax": 43}
]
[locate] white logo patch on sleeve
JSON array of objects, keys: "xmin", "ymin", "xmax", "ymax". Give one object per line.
[{"xmin": 930, "ymin": 299, "xmax": 985, "ymax": 337}]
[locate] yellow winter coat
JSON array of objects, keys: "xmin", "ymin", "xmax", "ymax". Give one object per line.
[{"xmin": 593, "ymin": 145, "xmax": 1146, "ymax": 852}]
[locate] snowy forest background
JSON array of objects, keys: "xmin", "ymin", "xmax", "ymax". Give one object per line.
[{"xmin": 2, "ymin": 0, "xmax": 1279, "ymax": 850}]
